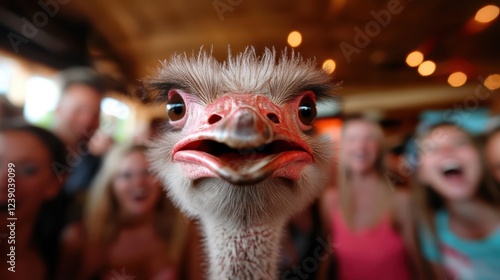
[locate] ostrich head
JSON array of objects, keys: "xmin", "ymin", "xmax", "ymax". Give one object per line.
[{"xmin": 142, "ymin": 47, "xmax": 337, "ymax": 279}]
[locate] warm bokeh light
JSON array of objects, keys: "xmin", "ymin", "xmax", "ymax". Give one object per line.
[
  {"xmin": 447, "ymin": 72, "xmax": 467, "ymax": 87},
  {"xmin": 484, "ymin": 74, "xmax": 500, "ymax": 90},
  {"xmin": 475, "ymin": 5, "xmax": 500, "ymax": 23},
  {"xmin": 101, "ymin": 97, "xmax": 130, "ymax": 119},
  {"xmin": 406, "ymin": 51, "xmax": 424, "ymax": 67},
  {"xmin": 417, "ymin": 60, "xmax": 436, "ymax": 76},
  {"xmin": 322, "ymin": 59, "xmax": 336, "ymax": 74},
  {"xmin": 287, "ymin": 31, "xmax": 302, "ymax": 48},
  {"xmin": 24, "ymin": 76, "xmax": 59, "ymax": 123}
]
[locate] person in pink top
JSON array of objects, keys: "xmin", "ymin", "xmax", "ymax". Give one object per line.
[{"xmin": 321, "ymin": 117, "xmax": 424, "ymax": 280}]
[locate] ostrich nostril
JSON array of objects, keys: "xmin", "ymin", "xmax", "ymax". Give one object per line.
[
  {"xmin": 208, "ymin": 114, "xmax": 222, "ymax": 124},
  {"xmin": 266, "ymin": 113, "xmax": 280, "ymax": 124}
]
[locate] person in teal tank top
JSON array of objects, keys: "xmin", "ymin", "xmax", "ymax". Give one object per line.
[{"xmin": 415, "ymin": 122, "xmax": 500, "ymax": 280}]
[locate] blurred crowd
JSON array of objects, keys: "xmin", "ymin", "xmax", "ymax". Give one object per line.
[{"xmin": 0, "ymin": 67, "xmax": 499, "ymax": 280}]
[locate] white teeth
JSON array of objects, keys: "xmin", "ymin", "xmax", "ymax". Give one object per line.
[{"xmin": 442, "ymin": 162, "xmax": 461, "ymax": 172}]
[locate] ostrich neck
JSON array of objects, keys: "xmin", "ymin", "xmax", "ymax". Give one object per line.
[{"xmin": 203, "ymin": 219, "xmax": 285, "ymax": 280}]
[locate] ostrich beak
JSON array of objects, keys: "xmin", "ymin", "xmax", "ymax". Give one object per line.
[{"xmin": 172, "ymin": 94, "xmax": 314, "ymax": 185}]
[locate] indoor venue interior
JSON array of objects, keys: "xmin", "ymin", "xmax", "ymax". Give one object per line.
[{"xmin": 0, "ymin": 0, "xmax": 499, "ymax": 279}]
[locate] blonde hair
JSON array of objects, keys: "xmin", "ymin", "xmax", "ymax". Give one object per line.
[
  {"xmin": 338, "ymin": 117, "xmax": 393, "ymax": 226},
  {"xmin": 84, "ymin": 143, "xmax": 178, "ymax": 245}
]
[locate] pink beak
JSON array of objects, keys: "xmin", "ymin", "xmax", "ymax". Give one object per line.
[{"xmin": 172, "ymin": 94, "xmax": 314, "ymax": 185}]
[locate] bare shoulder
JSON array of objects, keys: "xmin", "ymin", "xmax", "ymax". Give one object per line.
[
  {"xmin": 394, "ymin": 189, "xmax": 412, "ymax": 211},
  {"xmin": 393, "ymin": 189, "xmax": 415, "ymax": 227},
  {"xmin": 61, "ymin": 222, "xmax": 85, "ymax": 251},
  {"xmin": 56, "ymin": 222, "xmax": 87, "ymax": 280}
]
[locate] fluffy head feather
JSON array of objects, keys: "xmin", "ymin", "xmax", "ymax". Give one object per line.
[
  {"xmin": 140, "ymin": 47, "xmax": 337, "ymax": 105},
  {"xmin": 142, "ymin": 47, "xmax": 337, "ymax": 227}
]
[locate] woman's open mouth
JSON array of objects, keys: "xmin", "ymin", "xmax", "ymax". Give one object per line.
[{"xmin": 440, "ymin": 162, "xmax": 465, "ymax": 184}]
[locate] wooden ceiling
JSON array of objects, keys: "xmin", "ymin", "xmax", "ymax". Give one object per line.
[{"xmin": 1, "ymin": 0, "xmax": 499, "ymax": 114}]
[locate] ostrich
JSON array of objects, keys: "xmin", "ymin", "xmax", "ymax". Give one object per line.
[{"xmin": 142, "ymin": 48, "xmax": 337, "ymax": 280}]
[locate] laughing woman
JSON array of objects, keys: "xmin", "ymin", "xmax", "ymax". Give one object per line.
[
  {"xmin": 57, "ymin": 144, "xmax": 184, "ymax": 280},
  {"xmin": 415, "ymin": 122, "xmax": 500, "ymax": 280}
]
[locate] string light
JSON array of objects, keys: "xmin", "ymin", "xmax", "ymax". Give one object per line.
[
  {"xmin": 484, "ymin": 74, "xmax": 500, "ymax": 90},
  {"xmin": 287, "ymin": 31, "xmax": 302, "ymax": 48},
  {"xmin": 406, "ymin": 51, "xmax": 424, "ymax": 67},
  {"xmin": 448, "ymin": 72, "xmax": 467, "ymax": 87},
  {"xmin": 417, "ymin": 61, "xmax": 436, "ymax": 76},
  {"xmin": 475, "ymin": 5, "xmax": 500, "ymax": 23},
  {"xmin": 322, "ymin": 59, "xmax": 336, "ymax": 74}
]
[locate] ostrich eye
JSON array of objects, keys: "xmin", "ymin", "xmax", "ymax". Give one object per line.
[
  {"xmin": 166, "ymin": 93, "xmax": 186, "ymax": 121},
  {"xmin": 298, "ymin": 95, "xmax": 317, "ymax": 126}
]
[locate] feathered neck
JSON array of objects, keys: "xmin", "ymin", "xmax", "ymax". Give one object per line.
[{"xmin": 202, "ymin": 218, "xmax": 285, "ymax": 280}]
